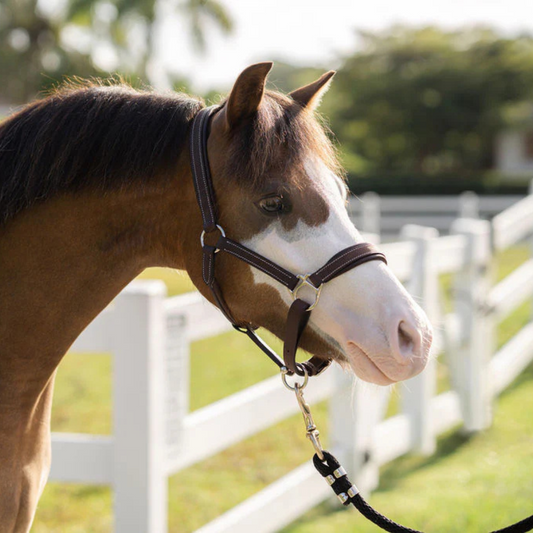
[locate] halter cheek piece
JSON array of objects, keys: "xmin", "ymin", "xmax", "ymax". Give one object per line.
[{"xmin": 189, "ymin": 105, "xmax": 387, "ymax": 376}]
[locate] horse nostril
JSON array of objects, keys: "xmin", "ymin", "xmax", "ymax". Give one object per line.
[
  {"xmin": 398, "ymin": 321, "xmax": 414, "ymax": 353},
  {"xmin": 393, "ymin": 319, "xmax": 422, "ymax": 363}
]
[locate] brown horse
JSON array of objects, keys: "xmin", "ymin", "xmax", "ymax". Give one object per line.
[{"xmin": 0, "ymin": 62, "xmax": 432, "ymax": 532}]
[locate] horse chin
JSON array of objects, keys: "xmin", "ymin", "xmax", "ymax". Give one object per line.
[
  {"xmin": 298, "ymin": 324, "xmax": 390, "ymax": 386},
  {"xmin": 302, "ymin": 334, "xmax": 395, "ymax": 386},
  {"xmin": 345, "ymin": 342, "xmax": 396, "ymax": 386}
]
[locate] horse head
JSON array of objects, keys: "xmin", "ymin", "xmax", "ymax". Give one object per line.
[{"xmin": 184, "ymin": 63, "xmax": 433, "ymax": 385}]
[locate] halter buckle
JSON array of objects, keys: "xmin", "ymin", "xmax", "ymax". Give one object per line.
[
  {"xmin": 292, "ymin": 274, "xmax": 323, "ymax": 311},
  {"xmin": 200, "ymin": 224, "xmax": 226, "ymax": 251}
]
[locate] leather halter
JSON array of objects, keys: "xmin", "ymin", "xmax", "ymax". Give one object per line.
[{"xmin": 189, "ymin": 105, "xmax": 387, "ymax": 376}]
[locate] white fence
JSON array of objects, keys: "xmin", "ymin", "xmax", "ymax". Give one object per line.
[
  {"xmin": 348, "ymin": 192, "xmax": 523, "ymax": 238},
  {"xmin": 49, "ymin": 190, "xmax": 533, "ymax": 532}
]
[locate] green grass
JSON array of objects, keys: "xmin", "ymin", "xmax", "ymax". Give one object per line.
[{"xmin": 32, "ymin": 253, "xmax": 533, "ymax": 532}]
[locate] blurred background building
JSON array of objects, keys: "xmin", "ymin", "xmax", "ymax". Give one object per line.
[{"xmin": 496, "ymin": 104, "xmax": 533, "ymax": 178}]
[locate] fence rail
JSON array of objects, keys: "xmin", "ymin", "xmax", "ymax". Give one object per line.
[
  {"xmin": 49, "ymin": 186, "xmax": 533, "ymax": 532},
  {"xmin": 349, "ymin": 193, "xmax": 523, "ymax": 237}
]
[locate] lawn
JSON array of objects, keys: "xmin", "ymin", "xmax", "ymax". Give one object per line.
[{"xmin": 32, "ymin": 249, "xmax": 533, "ymax": 532}]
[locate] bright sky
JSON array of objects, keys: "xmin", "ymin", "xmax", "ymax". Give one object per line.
[{"xmin": 154, "ymin": 0, "xmax": 533, "ymax": 92}]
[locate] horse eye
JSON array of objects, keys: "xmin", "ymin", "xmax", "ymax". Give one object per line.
[{"xmin": 258, "ymin": 196, "xmax": 285, "ymax": 214}]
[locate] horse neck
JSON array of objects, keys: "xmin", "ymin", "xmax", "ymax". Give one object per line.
[{"xmin": 0, "ymin": 163, "xmax": 193, "ymax": 411}]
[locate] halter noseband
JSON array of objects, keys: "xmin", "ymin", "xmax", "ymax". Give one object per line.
[{"xmin": 189, "ymin": 105, "xmax": 387, "ymax": 376}]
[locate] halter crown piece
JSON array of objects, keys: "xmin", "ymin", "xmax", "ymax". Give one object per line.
[{"xmin": 189, "ymin": 105, "xmax": 387, "ymax": 376}]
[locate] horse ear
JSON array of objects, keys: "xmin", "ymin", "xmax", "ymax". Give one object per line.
[
  {"xmin": 290, "ymin": 71, "xmax": 336, "ymax": 110},
  {"xmin": 225, "ymin": 62, "xmax": 273, "ymax": 129}
]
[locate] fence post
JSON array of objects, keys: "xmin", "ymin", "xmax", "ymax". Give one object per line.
[
  {"xmin": 165, "ymin": 310, "xmax": 190, "ymax": 459},
  {"xmin": 329, "ymin": 366, "xmax": 389, "ymax": 494},
  {"xmin": 359, "ymin": 192, "xmax": 381, "ymax": 236},
  {"xmin": 530, "ymin": 180, "xmax": 533, "ymax": 323},
  {"xmin": 399, "ymin": 224, "xmax": 439, "ymax": 455},
  {"xmin": 112, "ymin": 280, "xmax": 168, "ymax": 533},
  {"xmin": 459, "ymin": 191, "xmax": 479, "ymax": 219},
  {"xmin": 450, "ymin": 218, "xmax": 493, "ymax": 432}
]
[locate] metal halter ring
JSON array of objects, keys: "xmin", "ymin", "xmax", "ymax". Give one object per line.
[
  {"xmin": 281, "ymin": 366, "xmax": 309, "ymax": 391},
  {"xmin": 292, "ymin": 274, "xmax": 323, "ymax": 311},
  {"xmin": 200, "ymin": 224, "xmax": 226, "ymax": 249}
]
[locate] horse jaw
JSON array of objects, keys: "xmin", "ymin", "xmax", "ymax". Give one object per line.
[{"xmin": 241, "ymin": 159, "xmax": 433, "ymax": 385}]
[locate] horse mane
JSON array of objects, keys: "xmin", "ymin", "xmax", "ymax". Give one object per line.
[
  {"xmin": 0, "ymin": 81, "xmax": 203, "ymax": 224},
  {"xmin": 0, "ymin": 81, "xmax": 341, "ymax": 225}
]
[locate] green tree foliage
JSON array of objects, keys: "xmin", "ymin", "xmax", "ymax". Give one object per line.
[
  {"xmin": 0, "ymin": 0, "xmax": 101, "ymax": 103},
  {"xmin": 329, "ymin": 27, "xmax": 533, "ymax": 176},
  {"xmin": 0, "ymin": 0, "xmax": 233, "ymax": 104},
  {"xmin": 66, "ymin": 0, "xmax": 233, "ymax": 82}
]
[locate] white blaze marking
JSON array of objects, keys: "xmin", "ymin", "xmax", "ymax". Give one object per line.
[
  {"xmin": 242, "ymin": 158, "xmax": 431, "ymax": 382},
  {"xmin": 243, "ymin": 161, "xmax": 424, "ymax": 366},
  {"xmin": 242, "ymin": 160, "xmax": 370, "ymax": 341},
  {"xmin": 242, "ymin": 161, "xmax": 355, "ymax": 275}
]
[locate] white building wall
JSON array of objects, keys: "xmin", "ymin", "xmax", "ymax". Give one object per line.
[{"xmin": 495, "ymin": 130, "xmax": 533, "ymax": 176}]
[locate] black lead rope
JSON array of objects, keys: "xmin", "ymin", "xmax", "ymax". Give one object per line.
[
  {"xmin": 313, "ymin": 450, "xmax": 533, "ymax": 533},
  {"xmin": 314, "ymin": 450, "xmax": 422, "ymax": 533}
]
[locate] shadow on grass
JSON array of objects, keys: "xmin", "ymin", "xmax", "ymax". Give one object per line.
[
  {"xmin": 378, "ymin": 361, "xmax": 533, "ymax": 493},
  {"xmin": 378, "ymin": 430, "xmax": 472, "ymax": 493}
]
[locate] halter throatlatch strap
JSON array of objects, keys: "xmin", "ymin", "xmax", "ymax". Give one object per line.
[{"xmin": 189, "ymin": 105, "xmax": 387, "ymax": 376}]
